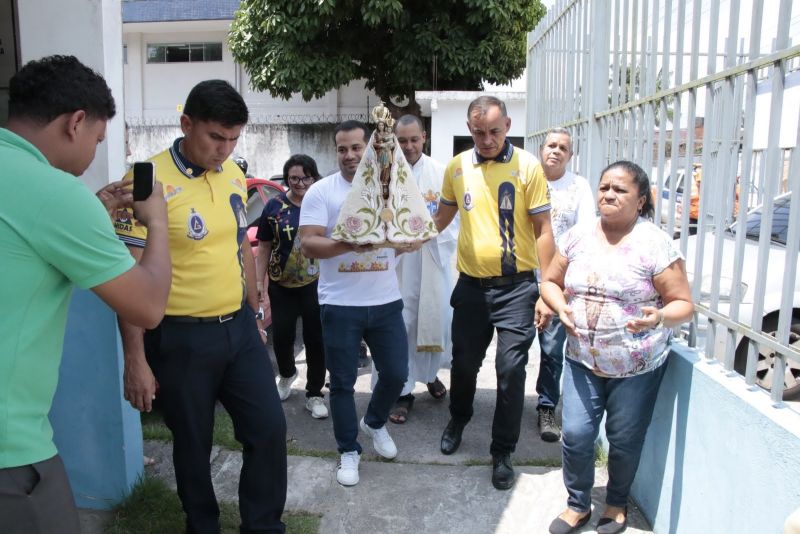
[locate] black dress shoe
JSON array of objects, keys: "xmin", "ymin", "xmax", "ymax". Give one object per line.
[
  {"xmin": 491, "ymin": 453, "xmax": 515, "ymax": 490},
  {"xmin": 548, "ymin": 512, "xmax": 591, "ymax": 534},
  {"xmin": 440, "ymin": 419, "xmax": 465, "ymax": 455},
  {"xmin": 596, "ymin": 514, "xmax": 627, "ymax": 533}
]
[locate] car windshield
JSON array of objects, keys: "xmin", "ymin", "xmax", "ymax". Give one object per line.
[
  {"xmin": 662, "ymin": 173, "xmax": 685, "ymax": 194},
  {"xmin": 728, "ymin": 195, "xmax": 791, "ymax": 246}
]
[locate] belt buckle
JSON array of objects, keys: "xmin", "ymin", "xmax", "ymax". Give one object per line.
[{"xmin": 219, "ymin": 313, "xmax": 234, "ymax": 323}]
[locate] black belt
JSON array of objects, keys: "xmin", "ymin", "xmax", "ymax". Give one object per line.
[
  {"xmin": 162, "ymin": 309, "xmax": 240, "ymax": 324},
  {"xmin": 459, "ymin": 271, "xmax": 535, "ymax": 288}
]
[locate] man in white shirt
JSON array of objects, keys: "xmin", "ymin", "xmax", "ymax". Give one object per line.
[
  {"xmin": 299, "ymin": 121, "xmax": 420, "ymax": 486},
  {"xmin": 535, "ymin": 128, "xmax": 595, "ymax": 442},
  {"xmin": 377, "ymin": 115, "xmax": 458, "ymax": 424}
]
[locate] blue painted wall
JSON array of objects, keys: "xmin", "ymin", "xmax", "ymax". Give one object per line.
[
  {"xmin": 49, "ymin": 289, "xmax": 144, "ymax": 510},
  {"xmin": 632, "ymin": 344, "xmax": 800, "ymax": 533}
]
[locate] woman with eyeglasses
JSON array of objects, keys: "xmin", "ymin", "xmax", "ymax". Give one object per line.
[{"xmin": 256, "ymin": 154, "xmax": 328, "ymax": 419}]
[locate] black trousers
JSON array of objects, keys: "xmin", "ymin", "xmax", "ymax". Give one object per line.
[
  {"xmin": 448, "ymin": 278, "xmax": 539, "ymax": 456},
  {"xmin": 267, "ymin": 281, "xmax": 326, "ymax": 397},
  {"xmin": 145, "ymin": 309, "xmax": 287, "ymax": 534}
]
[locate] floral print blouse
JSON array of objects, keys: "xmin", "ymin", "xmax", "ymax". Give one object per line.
[{"xmin": 559, "ymin": 217, "xmax": 683, "ymax": 377}]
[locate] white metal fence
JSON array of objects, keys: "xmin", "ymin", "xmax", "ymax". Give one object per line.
[{"xmin": 526, "ymin": 0, "xmax": 800, "ymax": 402}]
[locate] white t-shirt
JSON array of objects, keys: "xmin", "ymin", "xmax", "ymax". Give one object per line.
[
  {"xmin": 299, "ymin": 172, "xmax": 401, "ymax": 306},
  {"xmin": 547, "ymin": 171, "xmax": 596, "ymax": 240}
]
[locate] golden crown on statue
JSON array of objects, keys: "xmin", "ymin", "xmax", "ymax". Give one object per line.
[{"xmin": 371, "ymin": 103, "xmax": 395, "ymax": 130}]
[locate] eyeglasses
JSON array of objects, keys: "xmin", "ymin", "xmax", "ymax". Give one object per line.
[{"xmin": 287, "ymin": 175, "xmax": 315, "ymax": 185}]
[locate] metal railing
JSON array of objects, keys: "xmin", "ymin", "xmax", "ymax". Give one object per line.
[{"xmin": 527, "ymin": 0, "xmax": 800, "ymax": 403}]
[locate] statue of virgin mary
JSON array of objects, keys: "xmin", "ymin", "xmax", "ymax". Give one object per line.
[{"xmin": 332, "ymin": 103, "xmax": 437, "ymax": 247}]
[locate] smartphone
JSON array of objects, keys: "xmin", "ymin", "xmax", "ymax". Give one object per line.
[{"xmin": 132, "ymin": 161, "xmax": 155, "ymax": 201}]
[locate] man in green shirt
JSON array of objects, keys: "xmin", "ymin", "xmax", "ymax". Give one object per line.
[{"xmin": 0, "ymin": 55, "xmax": 172, "ymax": 534}]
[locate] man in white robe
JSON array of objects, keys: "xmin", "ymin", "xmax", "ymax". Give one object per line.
[{"xmin": 371, "ymin": 115, "xmax": 459, "ymax": 423}]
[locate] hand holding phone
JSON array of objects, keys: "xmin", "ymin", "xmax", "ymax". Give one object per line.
[{"xmin": 133, "ymin": 162, "xmax": 155, "ymax": 201}]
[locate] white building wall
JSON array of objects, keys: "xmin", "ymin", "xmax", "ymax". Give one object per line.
[
  {"xmin": 17, "ymin": 0, "xmax": 126, "ymax": 191},
  {"xmin": 417, "ymin": 91, "xmax": 527, "ymax": 166},
  {"xmin": 123, "ymin": 19, "xmax": 380, "ymax": 123}
]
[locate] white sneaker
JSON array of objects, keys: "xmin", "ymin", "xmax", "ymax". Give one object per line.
[
  {"xmin": 336, "ymin": 451, "xmax": 360, "ymax": 486},
  {"xmin": 359, "ymin": 417, "xmax": 398, "ymax": 459},
  {"xmin": 305, "ymin": 396, "xmax": 329, "ymax": 419},
  {"xmin": 276, "ymin": 372, "xmax": 297, "ymax": 401}
]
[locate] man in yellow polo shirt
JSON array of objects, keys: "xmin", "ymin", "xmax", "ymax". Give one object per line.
[
  {"xmin": 116, "ymin": 80, "xmax": 286, "ymax": 533},
  {"xmin": 433, "ymin": 96, "xmax": 555, "ymax": 491}
]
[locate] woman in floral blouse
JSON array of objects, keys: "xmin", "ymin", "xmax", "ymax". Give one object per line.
[{"xmin": 541, "ymin": 160, "xmax": 693, "ymax": 534}]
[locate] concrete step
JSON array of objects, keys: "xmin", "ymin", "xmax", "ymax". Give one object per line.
[{"xmin": 140, "ymin": 441, "xmax": 652, "ymax": 534}]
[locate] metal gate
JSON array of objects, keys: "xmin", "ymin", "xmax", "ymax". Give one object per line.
[{"xmin": 526, "ymin": 0, "xmax": 800, "ymax": 402}]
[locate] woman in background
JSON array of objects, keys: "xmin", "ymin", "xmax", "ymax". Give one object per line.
[{"xmin": 256, "ymin": 154, "xmax": 327, "ymax": 419}]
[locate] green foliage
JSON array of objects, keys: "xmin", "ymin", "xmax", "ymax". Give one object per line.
[
  {"xmin": 229, "ymin": 0, "xmax": 546, "ymax": 111},
  {"xmin": 105, "ymin": 477, "xmax": 321, "ymax": 533}
]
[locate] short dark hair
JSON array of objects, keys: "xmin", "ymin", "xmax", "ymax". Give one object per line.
[
  {"xmin": 395, "ymin": 114, "xmax": 425, "ymax": 132},
  {"xmin": 8, "ymin": 55, "xmax": 115, "ymax": 124},
  {"xmin": 183, "ymin": 80, "xmax": 248, "ymax": 127},
  {"xmin": 334, "ymin": 120, "xmax": 369, "ymax": 143},
  {"xmin": 600, "ymin": 160, "xmax": 655, "ymax": 220},
  {"xmin": 467, "ymin": 96, "xmax": 507, "ymax": 118},
  {"xmin": 283, "ymin": 154, "xmax": 322, "ymax": 182}
]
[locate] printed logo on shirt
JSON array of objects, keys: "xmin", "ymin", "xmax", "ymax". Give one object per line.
[
  {"xmin": 164, "ymin": 185, "xmax": 183, "ymax": 200},
  {"xmin": 423, "ymin": 189, "xmax": 440, "ymax": 215},
  {"xmin": 114, "ymin": 208, "xmax": 133, "ymax": 232},
  {"xmin": 229, "ymin": 194, "xmax": 248, "ymax": 246},
  {"xmin": 187, "ymin": 208, "xmax": 209, "ymax": 240},
  {"xmin": 230, "ymin": 178, "xmax": 246, "ymax": 193},
  {"xmin": 463, "ymin": 190, "xmax": 474, "ymax": 212},
  {"xmin": 498, "ymin": 182, "xmax": 517, "ymax": 276},
  {"xmin": 337, "ymin": 250, "xmax": 390, "ymax": 272}
]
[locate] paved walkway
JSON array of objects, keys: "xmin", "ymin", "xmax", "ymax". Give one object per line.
[{"xmin": 81, "ymin": 333, "xmax": 653, "ymax": 533}]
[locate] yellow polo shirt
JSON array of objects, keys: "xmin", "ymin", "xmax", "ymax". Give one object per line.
[
  {"xmin": 115, "ymin": 139, "xmax": 248, "ymax": 316},
  {"xmin": 441, "ymin": 145, "xmax": 550, "ymax": 278}
]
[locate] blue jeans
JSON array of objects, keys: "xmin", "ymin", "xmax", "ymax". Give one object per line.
[
  {"xmin": 536, "ymin": 316, "xmax": 566, "ymax": 410},
  {"xmin": 561, "ymin": 358, "xmax": 667, "ymax": 512},
  {"xmin": 320, "ymin": 300, "xmax": 408, "ymax": 454}
]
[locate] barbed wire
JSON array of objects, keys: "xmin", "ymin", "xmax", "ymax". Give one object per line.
[{"xmin": 126, "ymin": 112, "xmax": 372, "ymax": 127}]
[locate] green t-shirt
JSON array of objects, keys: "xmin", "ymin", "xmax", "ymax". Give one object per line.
[{"xmin": 0, "ymin": 128, "xmax": 136, "ymax": 468}]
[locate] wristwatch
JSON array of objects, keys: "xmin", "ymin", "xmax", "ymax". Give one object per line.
[{"xmin": 255, "ymin": 306, "xmax": 265, "ymax": 321}]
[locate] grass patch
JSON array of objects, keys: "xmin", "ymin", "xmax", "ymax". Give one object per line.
[
  {"xmin": 286, "ymin": 438, "xmax": 339, "ymax": 459},
  {"xmin": 142, "ymin": 412, "xmax": 339, "ymax": 459},
  {"xmin": 141, "ymin": 409, "xmax": 241, "ymax": 451},
  {"xmin": 463, "ymin": 457, "xmax": 562, "ymax": 467},
  {"xmin": 595, "ymin": 443, "xmax": 609, "ymax": 467},
  {"xmin": 106, "ymin": 476, "xmax": 320, "ymax": 534}
]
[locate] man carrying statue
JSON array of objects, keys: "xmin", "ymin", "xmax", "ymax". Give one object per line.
[
  {"xmin": 299, "ymin": 105, "xmax": 432, "ymax": 486},
  {"xmin": 368, "ymin": 114, "xmax": 458, "ymax": 424}
]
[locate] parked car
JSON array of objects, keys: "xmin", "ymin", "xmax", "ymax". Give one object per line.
[
  {"xmin": 684, "ymin": 192, "xmax": 800, "ymax": 399},
  {"xmin": 652, "ymin": 164, "xmax": 702, "ymax": 235},
  {"xmin": 245, "ymin": 177, "xmax": 286, "ymax": 327},
  {"xmin": 246, "ymin": 176, "xmax": 285, "ymax": 248}
]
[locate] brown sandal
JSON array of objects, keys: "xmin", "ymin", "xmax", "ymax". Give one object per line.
[
  {"xmin": 426, "ymin": 378, "xmax": 447, "ymax": 400},
  {"xmin": 389, "ymin": 395, "xmax": 414, "ymax": 424}
]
